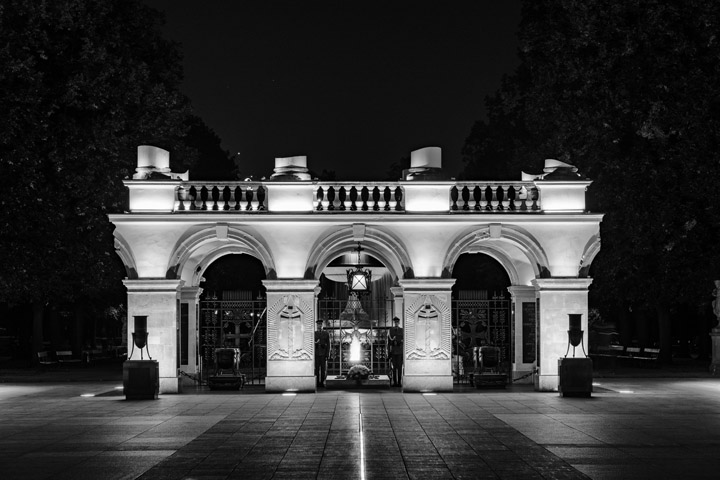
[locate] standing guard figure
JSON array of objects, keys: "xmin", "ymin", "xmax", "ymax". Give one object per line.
[
  {"xmin": 388, "ymin": 316, "xmax": 404, "ymax": 387},
  {"xmin": 315, "ymin": 319, "xmax": 330, "ymax": 387}
]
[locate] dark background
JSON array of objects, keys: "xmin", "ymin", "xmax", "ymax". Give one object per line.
[{"xmin": 144, "ymin": 1, "xmax": 521, "ymax": 179}]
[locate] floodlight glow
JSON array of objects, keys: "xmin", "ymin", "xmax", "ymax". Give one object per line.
[
  {"xmin": 80, "ymin": 393, "xmax": 95, "ymax": 397},
  {"xmin": 422, "ymin": 393, "xmax": 437, "ymax": 396},
  {"xmin": 282, "ymin": 392, "xmax": 297, "ymax": 396},
  {"xmin": 619, "ymin": 390, "xmax": 634, "ymax": 394},
  {"xmin": 349, "ymin": 336, "xmax": 362, "ymax": 362}
]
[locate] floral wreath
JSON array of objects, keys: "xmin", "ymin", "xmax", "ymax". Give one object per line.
[{"xmin": 346, "ymin": 364, "xmax": 371, "ymax": 380}]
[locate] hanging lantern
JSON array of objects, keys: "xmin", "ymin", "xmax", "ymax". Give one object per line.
[{"xmin": 346, "ymin": 243, "xmax": 372, "ymax": 293}]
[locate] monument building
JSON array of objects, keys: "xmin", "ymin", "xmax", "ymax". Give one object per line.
[{"xmin": 109, "ymin": 145, "xmax": 602, "ymax": 393}]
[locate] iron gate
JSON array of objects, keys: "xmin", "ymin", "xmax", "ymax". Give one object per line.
[
  {"xmin": 452, "ymin": 291, "xmax": 511, "ymax": 384},
  {"xmin": 199, "ymin": 291, "xmax": 266, "ymax": 384},
  {"xmin": 317, "ymin": 293, "xmax": 393, "ymax": 377}
]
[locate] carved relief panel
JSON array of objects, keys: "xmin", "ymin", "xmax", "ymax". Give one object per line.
[
  {"xmin": 406, "ymin": 294, "xmax": 451, "ymax": 360},
  {"xmin": 267, "ymin": 294, "xmax": 313, "ymax": 361}
]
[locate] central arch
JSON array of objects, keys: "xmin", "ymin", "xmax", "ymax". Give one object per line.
[{"xmin": 305, "ymin": 225, "xmax": 413, "ymax": 282}]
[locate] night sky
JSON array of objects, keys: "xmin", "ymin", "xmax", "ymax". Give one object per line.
[{"xmin": 144, "ymin": 1, "xmax": 521, "ymax": 180}]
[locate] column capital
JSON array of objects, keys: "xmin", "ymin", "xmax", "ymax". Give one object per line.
[
  {"xmin": 507, "ymin": 285, "xmax": 536, "ymax": 298},
  {"xmin": 123, "ymin": 279, "xmax": 184, "ymax": 293},
  {"xmin": 180, "ymin": 286, "xmax": 203, "ymax": 300},
  {"xmin": 398, "ymin": 278, "xmax": 456, "ymax": 291},
  {"xmin": 532, "ymin": 278, "xmax": 593, "ymax": 291},
  {"xmin": 390, "ymin": 286, "xmax": 404, "ymax": 297},
  {"xmin": 262, "ymin": 279, "xmax": 319, "ymax": 292}
]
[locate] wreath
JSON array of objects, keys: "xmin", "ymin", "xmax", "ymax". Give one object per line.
[{"xmin": 347, "ymin": 364, "xmax": 371, "ymax": 381}]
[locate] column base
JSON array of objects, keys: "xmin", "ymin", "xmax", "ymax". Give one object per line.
[
  {"xmin": 402, "ymin": 375, "xmax": 453, "ymax": 392},
  {"xmin": 265, "ymin": 376, "xmax": 316, "ymax": 393},
  {"xmin": 511, "ymin": 363, "xmax": 536, "ymax": 384},
  {"xmin": 535, "ymin": 374, "xmax": 559, "ymax": 392},
  {"xmin": 160, "ymin": 376, "xmax": 180, "ymax": 394}
]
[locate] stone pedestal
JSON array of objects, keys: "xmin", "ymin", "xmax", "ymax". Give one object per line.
[
  {"xmin": 558, "ymin": 357, "xmax": 592, "ymax": 397},
  {"xmin": 123, "ymin": 360, "xmax": 159, "ymax": 400},
  {"xmin": 710, "ymin": 329, "xmax": 720, "ymax": 376},
  {"xmin": 262, "ymin": 279, "xmax": 319, "ymax": 392},
  {"xmin": 398, "ymin": 279, "xmax": 455, "ymax": 392}
]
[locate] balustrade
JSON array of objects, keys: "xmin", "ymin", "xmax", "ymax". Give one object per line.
[
  {"xmin": 313, "ymin": 183, "xmax": 404, "ymax": 212},
  {"xmin": 450, "ymin": 183, "xmax": 540, "ymax": 212},
  {"xmin": 170, "ymin": 181, "xmax": 542, "ymax": 213},
  {"xmin": 176, "ymin": 183, "xmax": 266, "ymax": 212}
]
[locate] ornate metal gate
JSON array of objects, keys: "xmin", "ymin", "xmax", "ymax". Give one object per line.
[
  {"xmin": 199, "ymin": 291, "xmax": 267, "ymax": 384},
  {"xmin": 452, "ymin": 290, "xmax": 511, "ymax": 384},
  {"xmin": 317, "ymin": 293, "xmax": 393, "ymax": 377}
]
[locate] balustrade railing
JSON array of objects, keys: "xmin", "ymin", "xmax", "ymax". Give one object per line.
[
  {"xmin": 450, "ymin": 182, "xmax": 540, "ymax": 212},
  {"xmin": 313, "ymin": 183, "xmax": 404, "ymax": 212},
  {"xmin": 176, "ymin": 183, "xmax": 266, "ymax": 211},
  {"xmin": 169, "ymin": 181, "xmax": 541, "ymax": 213}
]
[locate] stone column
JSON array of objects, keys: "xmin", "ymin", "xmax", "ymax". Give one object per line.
[
  {"xmin": 398, "ymin": 279, "xmax": 456, "ymax": 392},
  {"xmin": 262, "ymin": 279, "xmax": 319, "ymax": 392},
  {"xmin": 179, "ymin": 286, "xmax": 203, "ymax": 387},
  {"xmin": 507, "ymin": 285, "xmax": 537, "ymax": 384},
  {"xmin": 390, "ymin": 286, "xmax": 404, "ymax": 321},
  {"xmin": 531, "ymin": 278, "xmax": 592, "ymax": 392},
  {"xmin": 123, "ymin": 279, "xmax": 184, "ymax": 394}
]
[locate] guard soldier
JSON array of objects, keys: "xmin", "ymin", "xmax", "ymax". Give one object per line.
[
  {"xmin": 315, "ymin": 319, "xmax": 330, "ymax": 387},
  {"xmin": 388, "ymin": 316, "xmax": 404, "ymax": 387}
]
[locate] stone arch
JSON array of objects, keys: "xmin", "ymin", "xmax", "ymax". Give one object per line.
[
  {"xmin": 113, "ymin": 232, "xmax": 138, "ymax": 279},
  {"xmin": 578, "ymin": 234, "xmax": 601, "ymax": 278},
  {"xmin": 168, "ymin": 225, "xmax": 277, "ymax": 286},
  {"xmin": 305, "ymin": 225, "xmax": 413, "ymax": 282},
  {"xmin": 442, "ymin": 225, "xmax": 550, "ymax": 286}
]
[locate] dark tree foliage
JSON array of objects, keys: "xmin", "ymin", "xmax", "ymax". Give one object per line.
[
  {"xmin": 0, "ymin": 0, "xmax": 214, "ymax": 354},
  {"xmin": 184, "ymin": 114, "xmax": 237, "ymax": 180},
  {"xmin": 462, "ymin": 0, "xmax": 720, "ymax": 361}
]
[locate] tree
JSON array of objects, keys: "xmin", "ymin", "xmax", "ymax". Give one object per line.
[
  {"xmin": 183, "ymin": 114, "xmax": 237, "ymax": 180},
  {"xmin": 0, "ymin": 0, "xmax": 203, "ymax": 358},
  {"xmin": 462, "ymin": 0, "xmax": 720, "ymax": 362}
]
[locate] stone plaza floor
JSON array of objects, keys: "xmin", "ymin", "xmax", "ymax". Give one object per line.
[{"xmin": 1, "ymin": 375, "xmax": 720, "ymax": 479}]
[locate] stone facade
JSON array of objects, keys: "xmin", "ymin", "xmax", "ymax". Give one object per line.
[{"xmin": 110, "ymin": 146, "xmax": 603, "ymax": 393}]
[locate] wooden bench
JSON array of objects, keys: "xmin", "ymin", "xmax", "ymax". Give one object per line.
[
  {"xmin": 621, "ymin": 346, "xmax": 661, "ymax": 368},
  {"xmin": 37, "ymin": 351, "xmax": 58, "ymax": 367},
  {"xmin": 56, "ymin": 350, "xmax": 82, "ymax": 366},
  {"xmin": 589, "ymin": 345, "xmax": 624, "ymax": 369}
]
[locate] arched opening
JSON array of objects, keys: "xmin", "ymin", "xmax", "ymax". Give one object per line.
[
  {"xmin": 317, "ymin": 248, "xmax": 396, "ymax": 379},
  {"xmin": 451, "ymin": 253, "xmax": 512, "ymax": 385},
  {"xmin": 198, "ymin": 254, "xmax": 267, "ymax": 385}
]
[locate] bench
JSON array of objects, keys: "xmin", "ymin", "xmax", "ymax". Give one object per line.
[
  {"xmin": 632, "ymin": 347, "xmax": 661, "ymax": 368},
  {"xmin": 37, "ymin": 351, "xmax": 58, "ymax": 367},
  {"xmin": 82, "ymin": 348, "xmax": 114, "ymax": 364},
  {"xmin": 589, "ymin": 345, "xmax": 624, "ymax": 369},
  {"xmin": 56, "ymin": 350, "xmax": 83, "ymax": 366}
]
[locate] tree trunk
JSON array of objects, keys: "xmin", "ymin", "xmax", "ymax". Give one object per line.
[
  {"xmin": 31, "ymin": 302, "xmax": 44, "ymax": 363},
  {"xmin": 657, "ymin": 305, "xmax": 673, "ymax": 364}
]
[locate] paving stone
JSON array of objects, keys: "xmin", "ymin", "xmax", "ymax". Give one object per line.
[{"xmin": 2, "ymin": 378, "xmax": 720, "ymax": 479}]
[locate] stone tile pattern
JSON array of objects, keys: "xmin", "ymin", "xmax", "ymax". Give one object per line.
[{"xmin": 0, "ymin": 379, "xmax": 719, "ymax": 479}]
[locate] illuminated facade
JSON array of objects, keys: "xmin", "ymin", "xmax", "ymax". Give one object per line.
[{"xmin": 110, "ymin": 146, "xmax": 602, "ymax": 393}]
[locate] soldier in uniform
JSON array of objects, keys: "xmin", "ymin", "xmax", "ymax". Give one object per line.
[
  {"xmin": 388, "ymin": 316, "xmax": 404, "ymax": 387},
  {"xmin": 314, "ymin": 319, "xmax": 330, "ymax": 387}
]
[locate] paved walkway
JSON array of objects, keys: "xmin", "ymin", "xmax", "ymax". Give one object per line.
[{"xmin": 1, "ymin": 377, "xmax": 720, "ymax": 479}]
